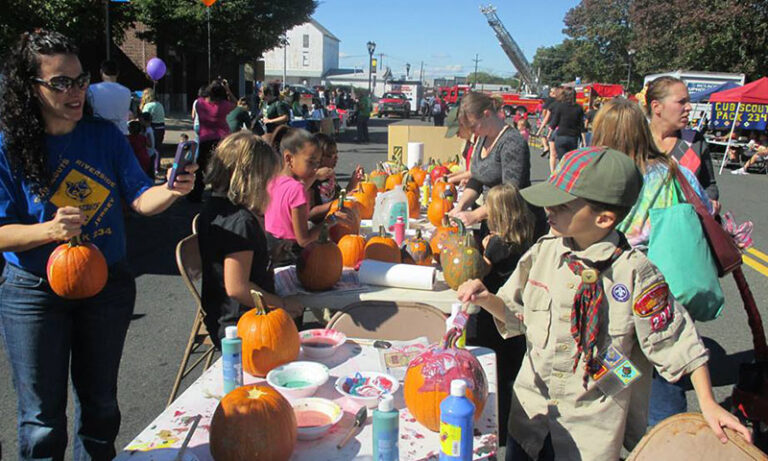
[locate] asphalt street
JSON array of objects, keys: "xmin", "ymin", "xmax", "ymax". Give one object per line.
[{"xmin": 0, "ymin": 116, "xmax": 766, "ymax": 459}]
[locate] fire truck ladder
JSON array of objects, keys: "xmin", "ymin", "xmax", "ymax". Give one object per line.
[{"xmin": 480, "ymin": 4, "xmax": 539, "ymax": 94}]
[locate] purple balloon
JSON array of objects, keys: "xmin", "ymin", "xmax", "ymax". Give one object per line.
[{"xmin": 146, "ymin": 57, "xmax": 166, "ymax": 81}]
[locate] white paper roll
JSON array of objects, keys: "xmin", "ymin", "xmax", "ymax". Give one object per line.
[
  {"xmin": 407, "ymin": 142, "xmax": 424, "ymax": 169},
  {"xmin": 358, "ymin": 260, "xmax": 436, "ymax": 291}
]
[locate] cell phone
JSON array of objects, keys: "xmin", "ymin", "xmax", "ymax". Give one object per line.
[{"xmin": 167, "ymin": 141, "xmax": 197, "ymax": 189}]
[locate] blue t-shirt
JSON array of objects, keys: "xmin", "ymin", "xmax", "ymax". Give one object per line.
[{"xmin": 0, "ymin": 118, "xmax": 153, "ymax": 275}]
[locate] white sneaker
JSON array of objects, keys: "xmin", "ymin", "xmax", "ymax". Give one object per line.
[{"xmin": 731, "ymin": 168, "xmax": 747, "ymax": 175}]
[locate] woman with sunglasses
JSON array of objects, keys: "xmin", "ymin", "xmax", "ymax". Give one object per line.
[{"xmin": 0, "ymin": 30, "xmax": 196, "ymax": 460}]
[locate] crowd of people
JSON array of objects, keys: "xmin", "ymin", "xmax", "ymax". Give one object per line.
[{"xmin": 0, "ymin": 28, "xmax": 761, "ymax": 461}]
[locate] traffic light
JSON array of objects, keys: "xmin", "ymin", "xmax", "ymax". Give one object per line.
[{"xmin": 371, "ymin": 58, "xmax": 377, "ymax": 73}]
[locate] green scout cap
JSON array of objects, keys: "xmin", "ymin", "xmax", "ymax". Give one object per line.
[
  {"xmin": 444, "ymin": 106, "xmax": 460, "ymax": 138},
  {"xmin": 520, "ymin": 146, "xmax": 643, "ymax": 207}
]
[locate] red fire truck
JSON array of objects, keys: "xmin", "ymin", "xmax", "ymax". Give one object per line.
[
  {"xmin": 573, "ymin": 83, "xmax": 625, "ymax": 111},
  {"xmin": 438, "ymin": 85, "xmax": 543, "ymax": 117}
]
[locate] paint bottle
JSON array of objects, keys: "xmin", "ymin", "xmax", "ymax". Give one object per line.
[
  {"xmin": 394, "ymin": 216, "xmax": 405, "ymax": 247},
  {"xmin": 373, "ymin": 395, "xmax": 399, "ymax": 461},
  {"xmin": 446, "ymin": 303, "xmax": 467, "ymax": 348},
  {"xmin": 221, "ymin": 326, "xmax": 243, "ymax": 394},
  {"xmin": 439, "ymin": 379, "xmax": 474, "ymax": 461},
  {"xmin": 420, "ymin": 175, "xmax": 431, "ymax": 209}
]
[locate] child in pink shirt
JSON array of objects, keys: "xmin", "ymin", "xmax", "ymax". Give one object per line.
[{"xmin": 265, "ymin": 128, "xmax": 357, "ymax": 266}]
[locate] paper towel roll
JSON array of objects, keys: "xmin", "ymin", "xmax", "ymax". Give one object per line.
[
  {"xmin": 407, "ymin": 142, "xmax": 424, "ymax": 169},
  {"xmin": 358, "ymin": 260, "xmax": 436, "ymax": 291}
]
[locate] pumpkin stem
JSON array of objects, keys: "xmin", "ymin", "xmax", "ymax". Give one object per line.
[
  {"xmin": 69, "ymin": 235, "xmax": 82, "ymax": 247},
  {"xmin": 415, "ymin": 229, "xmax": 422, "ymax": 240},
  {"xmin": 338, "ymin": 189, "xmax": 347, "ymax": 211},
  {"xmin": 449, "ymin": 216, "xmax": 466, "ymax": 235},
  {"xmin": 249, "ymin": 289, "xmax": 268, "ymax": 315},
  {"xmin": 378, "ymin": 225, "xmax": 387, "ymax": 237}
]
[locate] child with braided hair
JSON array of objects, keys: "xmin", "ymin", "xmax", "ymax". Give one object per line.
[{"xmin": 458, "ymin": 146, "xmax": 751, "ymax": 460}]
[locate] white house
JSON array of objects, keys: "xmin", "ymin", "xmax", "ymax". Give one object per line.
[{"xmin": 263, "ymin": 19, "xmax": 340, "ymax": 86}]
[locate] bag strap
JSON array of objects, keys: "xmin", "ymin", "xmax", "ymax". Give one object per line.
[{"xmin": 673, "ymin": 166, "xmax": 710, "ymax": 218}]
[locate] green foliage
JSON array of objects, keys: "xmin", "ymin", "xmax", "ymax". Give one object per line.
[
  {"xmin": 132, "ymin": 0, "xmax": 317, "ymax": 65},
  {"xmin": 0, "ymin": 0, "xmax": 136, "ymax": 58},
  {"xmin": 466, "ymin": 71, "xmax": 520, "ymax": 88}
]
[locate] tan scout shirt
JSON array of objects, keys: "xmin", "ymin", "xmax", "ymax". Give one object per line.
[{"xmin": 494, "ymin": 231, "xmax": 709, "ymax": 461}]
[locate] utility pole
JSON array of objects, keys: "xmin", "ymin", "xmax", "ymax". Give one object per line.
[
  {"xmin": 419, "ymin": 61, "xmax": 424, "ymax": 84},
  {"xmin": 472, "ymin": 54, "xmax": 481, "ymax": 88},
  {"xmin": 104, "ymin": 0, "xmax": 110, "ymax": 59}
]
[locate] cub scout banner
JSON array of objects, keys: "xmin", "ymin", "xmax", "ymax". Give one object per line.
[{"xmin": 710, "ymin": 102, "xmax": 768, "ymax": 131}]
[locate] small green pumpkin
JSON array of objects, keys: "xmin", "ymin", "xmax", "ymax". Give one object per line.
[
  {"xmin": 443, "ymin": 234, "xmax": 489, "ymax": 290},
  {"xmin": 402, "ymin": 229, "xmax": 433, "ymax": 266}
]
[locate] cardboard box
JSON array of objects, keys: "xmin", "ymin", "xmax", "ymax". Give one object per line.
[{"xmin": 387, "ymin": 123, "xmax": 466, "ymax": 165}]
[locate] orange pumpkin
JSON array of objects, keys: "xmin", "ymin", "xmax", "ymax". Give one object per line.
[
  {"xmin": 404, "ymin": 328, "xmax": 489, "ymax": 432},
  {"xmin": 364, "ymin": 225, "xmax": 401, "ymax": 263},
  {"xmin": 429, "ymin": 216, "xmax": 460, "ymax": 264},
  {"xmin": 442, "ymin": 234, "xmax": 490, "ymax": 290},
  {"xmin": 297, "ymin": 225, "xmax": 343, "ymax": 290},
  {"xmin": 402, "ymin": 173, "xmax": 421, "ymax": 219},
  {"xmin": 384, "ymin": 171, "xmax": 404, "ymax": 191},
  {"xmin": 210, "ymin": 384, "xmax": 297, "ymax": 461},
  {"xmin": 327, "ymin": 189, "xmax": 362, "ymax": 243},
  {"xmin": 409, "ymin": 166, "xmax": 428, "ymax": 187},
  {"xmin": 350, "ymin": 191, "xmax": 374, "ymax": 220},
  {"xmin": 46, "ymin": 236, "xmax": 108, "ymax": 299},
  {"xmin": 427, "ymin": 191, "xmax": 454, "ymax": 227},
  {"xmin": 369, "ymin": 163, "xmax": 389, "ymax": 192},
  {"xmin": 237, "ymin": 291, "xmax": 300, "ymax": 377},
  {"xmin": 402, "ymin": 229, "xmax": 433, "ymax": 266},
  {"xmin": 338, "ymin": 234, "xmax": 366, "ymax": 268},
  {"xmin": 431, "ymin": 175, "xmax": 457, "ymax": 202}
]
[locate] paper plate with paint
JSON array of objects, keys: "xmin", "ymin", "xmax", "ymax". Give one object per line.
[
  {"xmin": 335, "ymin": 371, "xmax": 399, "ymax": 408},
  {"xmin": 299, "ymin": 328, "xmax": 347, "ymax": 359},
  {"xmin": 266, "ymin": 361, "xmax": 329, "ymax": 399},
  {"xmin": 292, "ymin": 397, "xmax": 344, "ymax": 440}
]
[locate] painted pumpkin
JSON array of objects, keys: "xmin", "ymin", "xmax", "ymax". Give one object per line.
[
  {"xmin": 431, "ymin": 176, "xmax": 457, "ymax": 202},
  {"xmin": 429, "ymin": 164, "xmax": 450, "ymax": 185},
  {"xmin": 46, "ymin": 236, "xmax": 108, "ymax": 299},
  {"xmin": 438, "ymin": 217, "xmax": 475, "ymax": 265},
  {"xmin": 338, "ymin": 234, "xmax": 366, "ymax": 268},
  {"xmin": 404, "ymin": 328, "xmax": 489, "ymax": 432},
  {"xmin": 429, "ymin": 216, "xmax": 460, "ymax": 264},
  {"xmin": 409, "ymin": 166, "xmax": 428, "ymax": 187},
  {"xmin": 402, "ymin": 229, "xmax": 433, "ymax": 266},
  {"xmin": 427, "ymin": 191, "xmax": 454, "ymax": 227},
  {"xmin": 327, "ymin": 189, "xmax": 362, "ymax": 243},
  {"xmin": 369, "ymin": 164, "xmax": 389, "ymax": 192},
  {"xmin": 364, "ymin": 225, "xmax": 401, "ymax": 263},
  {"xmin": 297, "ymin": 225, "xmax": 343, "ymax": 291},
  {"xmin": 237, "ymin": 291, "xmax": 300, "ymax": 377},
  {"xmin": 210, "ymin": 384, "xmax": 297, "ymax": 461},
  {"xmin": 442, "ymin": 234, "xmax": 490, "ymax": 290}
]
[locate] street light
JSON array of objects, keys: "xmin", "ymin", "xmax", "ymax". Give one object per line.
[
  {"xmin": 367, "ymin": 41, "xmax": 376, "ymax": 93},
  {"xmin": 406, "ymin": 63, "xmax": 411, "ymax": 80},
  {"xmin": 627, "ymin": 49, "xmax": 636, "ymax": 91}
]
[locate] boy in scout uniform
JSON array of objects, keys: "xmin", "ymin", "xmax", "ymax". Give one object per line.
[{"xmin": 458, "ymin": 147, "xmax": 751, "ymax": 460}]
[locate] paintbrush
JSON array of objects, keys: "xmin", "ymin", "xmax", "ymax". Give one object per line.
[{"xmin": 336, "ymin": 406, "xmax": 367, "ymax": 449}]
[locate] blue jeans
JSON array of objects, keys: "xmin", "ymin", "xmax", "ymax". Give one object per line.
[
  {"xmin": 0, "ymin": 262, "xmax": 136, "ymax": 461},
  {"xmin": 648, "ymin": 372, "xmax": 688, "ymax": 426},
  {"xmin": 505, "ymin": 434, "xmax": 555, "ymax": 461}
]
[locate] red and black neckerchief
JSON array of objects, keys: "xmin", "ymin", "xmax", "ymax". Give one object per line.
[{"xmin": 561, "ymin": 233, "xmax": 631, "ymax": 387}]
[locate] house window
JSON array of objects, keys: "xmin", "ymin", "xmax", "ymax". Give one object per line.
[
  {"xmin": 302, "ymin": 51, "xmax": 309, "ymax": 67},
  {"xmin": 303, "ymin": 34, "xmax": 309, "ymax": 48}
]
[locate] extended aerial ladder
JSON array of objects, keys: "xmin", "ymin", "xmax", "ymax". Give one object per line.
[{"xmin": 480, "ymin": 4, "xmax": 540, "ymax": 95}]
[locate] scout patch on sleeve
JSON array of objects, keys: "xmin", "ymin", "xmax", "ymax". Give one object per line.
[
  {"xmin": 650, "ymin": 304, "xmax": 674, "ymax": 332},
  {"xmin": 633, "ymin": 282, "xmax": 669, "ymax": 318},
  {"xmin": 610, "ymin": 283, "xmax": 630, "ymax": 302}
]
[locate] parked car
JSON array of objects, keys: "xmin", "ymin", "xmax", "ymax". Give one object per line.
[{"xmin": 376, "ymin": 92, "xmax": 411, "ymax": 118}]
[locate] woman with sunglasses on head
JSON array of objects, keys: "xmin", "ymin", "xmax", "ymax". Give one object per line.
[{"xmin": 0, "ymin": 30, "xmax": 196, "ymax": 460}]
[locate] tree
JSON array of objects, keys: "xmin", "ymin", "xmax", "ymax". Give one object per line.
[
  {"xmin": 0, "ymin": 0, "xmax": 135, "ymax": 59},
  {"xmin": 631, "ymin": 0, "xmax": 768, "ymax": 81},
  {"xmin": 532, "ymin": 40, "xmax": 580, "ymax": 87},
  {"xmin": 466, "ymin": 71, "xmax": 519, "ymax": 88},
  {"xmin": 133, "ymin": 0, "xmax": 317, "ymax": 71}
]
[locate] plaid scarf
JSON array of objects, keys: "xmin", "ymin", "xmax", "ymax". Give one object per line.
[{"xmin": 562, "ymin": 233, "xmax": 630, "ymax": 386}]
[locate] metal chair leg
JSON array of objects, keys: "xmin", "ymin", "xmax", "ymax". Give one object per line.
[{"xmin": 167, "ymin": 308, "xmax": 206, "ymax": 407}]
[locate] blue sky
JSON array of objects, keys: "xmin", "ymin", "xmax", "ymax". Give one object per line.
[{"xmin": 312, "ymin": 0, "xmax": 580, "ymax": 79}]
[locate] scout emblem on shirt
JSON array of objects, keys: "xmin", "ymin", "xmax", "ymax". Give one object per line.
[
  {"xmin": 650, "ymin": 304, "xmax": 674, "ymax": 332},
  {"xmin": 610, "ymin": 283, "xmax": 630, "ymax": 303},
  {"xmin": 633, "ymin": 282, "xmax": 669, "ymax": 317},
  {"xmin": 591, "ymin": 345, "xmax": 642, "ymax": 396},
  {"xmin": 50, "ymin": 168, "xmax": 110, "ymax": 225},
  {"xmin": 613, "ymin": 359, "xmax": 640, "ymax": 386}
]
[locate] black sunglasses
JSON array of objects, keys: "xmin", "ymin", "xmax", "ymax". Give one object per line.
[{"xmin": 33, "ymin": 72, "xmax": 90, "ymax": 92}]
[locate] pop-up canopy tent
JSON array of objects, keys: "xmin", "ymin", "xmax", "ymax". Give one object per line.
[
  {"xmin": 709, "ymin": 77, "xmax": 768, "ymax": 174},
  {"xmin": 689, "ymin": 81, "xmax": 741, "ymax": 103}
]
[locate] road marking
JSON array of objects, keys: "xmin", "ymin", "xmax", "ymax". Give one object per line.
[
  {"xmin": 747, "ymin": 247, "xmax": 768, "ymax": 265},
  {"xmin": 743, "ymin": 255, "xmax": 768, "ymax": 278}
]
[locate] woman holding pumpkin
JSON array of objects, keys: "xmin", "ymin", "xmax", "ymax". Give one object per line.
[
  {"xmin": 198, "ymin": 132, "xmax": 304, "ymax": 347},
  {"xmin": 0, "ymin": 30, "xmax": 196, "ymax": 460}
]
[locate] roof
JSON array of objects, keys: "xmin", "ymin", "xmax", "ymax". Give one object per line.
[
  {"xmin": 709, "ymin": 77, "xmax": 768, "ymax": 104},
  {"xmin": 310, "ymin": 18, "xmax": 340, "ymax": 42}
]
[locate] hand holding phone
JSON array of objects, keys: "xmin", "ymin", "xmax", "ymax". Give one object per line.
[{"xmin": 167, "ymin": 141, "xmax": 197, "ymax": 189}]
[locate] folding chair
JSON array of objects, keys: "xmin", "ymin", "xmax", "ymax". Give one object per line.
[
  {"xmin": 627, "ymin": 413, "xmax": 766, "ymax": 460},
  {"xmin": 326, "ymin": 301, "xmax": 447, "ymax": 344},
  {"xmin": 167, "ymin": 234, "xmax": 216, "ymax": 407}
]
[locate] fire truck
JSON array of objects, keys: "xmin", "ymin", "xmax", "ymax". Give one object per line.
[
  {"xmin": 573, "ymin": 83, "xmax": 626, "ymax": 111},
  {"xmin": 438, "ymin": 84, "xmax": 542, "ymax": 117}
]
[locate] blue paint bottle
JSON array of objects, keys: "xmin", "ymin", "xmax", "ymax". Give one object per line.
[
  {"xmin": 221, "ymin": 326, "xmax": 243, "ymax": 394},
  {"xmin": 373, "ymin": 395, "xmax": 399, "ymax": 461},
  {"xmin": 439, "ymin": 379, "xmax": 475, "ymax": 461}
]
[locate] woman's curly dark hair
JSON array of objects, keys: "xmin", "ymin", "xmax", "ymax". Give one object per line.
[{"xmin": 0, "ymin": 29, "xmax": 79, "ymax": 197}]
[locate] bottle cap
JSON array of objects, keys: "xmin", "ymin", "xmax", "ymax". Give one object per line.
[
  {"xmin": 450, "ymin": 379, "xmax": 467, "ymax": 397},
  {"xmin": 225, "ymin": 326, "xmax": 239, "ymax": 339},
  {"xmin": 378, "ymin": 395, "xmax": 395, "ymax": 412},
  {"xmin": 396, "ymin": 215, "xmax": 404, "ymax": 223}
]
